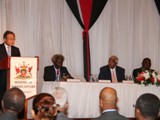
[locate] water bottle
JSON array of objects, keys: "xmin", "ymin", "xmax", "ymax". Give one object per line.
[
  {"xmin": 129, "ymin": 75, "xmax": 132, "ymax": 81},
  {"xmin": 90, "ymin": 74, "xmax": 93, "ymax": 82},
  {"xmin": 56, "ymin": 75, "xmax": 60, "ymax": 81}
]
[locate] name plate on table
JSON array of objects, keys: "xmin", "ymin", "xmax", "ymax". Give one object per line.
[
  {"xmin": 67, "ymin": 79, "xmax": 81, "ymax": 82},
  {"xmin": 99, "ymin": 80, "xmax": 111, "ymax": 83},
  {"xmin": 123, "ymin": 80, "xmax": 134, "ymax": 84}
]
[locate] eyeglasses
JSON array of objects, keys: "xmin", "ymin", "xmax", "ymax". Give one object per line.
[
  {"xmin": 53, "ymin": 104, "xmax": 60, "ymax": 107},
  {"xmin": 37, "ymin": 104, "xmax": 60, "ymax": 112},
  {"xmin": 6, "ymin": 38, "xmax": 15, "ymax": 40}
]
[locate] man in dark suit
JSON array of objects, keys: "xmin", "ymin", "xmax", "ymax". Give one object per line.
[
  {"xmin": 0, "ymin": 31, "xmax": 20, "ymax": 60},
  {"xmin": 0, "ymin": 87, "xmax": 25, "ymax": 120},
  {"xmin": 0, "ymin": 31, "xmax": 21, "ymax": 111},
  {"xmin": 43, "ymin": 54, "xmax": 73, "ymax": 81},
  {"xmin": 98, "ymin": 55, "xmax": 125, "ymax": 82},
  {"xmin": 95, "ymin": 87, "xmax": 128, "ymax": 120},
  {"xmin": 132, "ymin": 58, "xmax": 154, "ymax": 79}
]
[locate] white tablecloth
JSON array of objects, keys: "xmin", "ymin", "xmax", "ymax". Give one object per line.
[{"xmin": 41, "ymin": 82, "xmax": 160, "ymax": 118}]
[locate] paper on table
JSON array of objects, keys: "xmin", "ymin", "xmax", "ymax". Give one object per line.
[
  {"xmin": 98, "ymin": 80, "xmax": 111, "ymax": 83},
  {"xmin": 67, "ymin": 79, "xmax": 81, "ymax": 82},
  {"xmin": 122, "ymin": 80, "xmax": 134, "ymax": 84}
]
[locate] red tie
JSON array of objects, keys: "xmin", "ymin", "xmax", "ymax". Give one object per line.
[
  {"xmin": 56, "ymin": 69, "xmax": 60, "ymax": 81},
  {"xmin": 57, "ymin": 69, "xmax": 60, "ymax": 81}
]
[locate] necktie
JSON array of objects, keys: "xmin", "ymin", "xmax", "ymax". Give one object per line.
[
  {"xmin": 111, "ymin": 69, "xmax": 117, "ymax": 83},
  {"xmin": 56, "ymin": 69, "xmax": 60, "ymax": 81},
  {"xmin": 7, "ymin": 46, "xmax": 11, "ymax": 56}
]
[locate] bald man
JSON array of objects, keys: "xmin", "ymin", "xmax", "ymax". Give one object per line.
[
  {"xmin": 95, "ymin": 87, "xmax": 128, "ymax": 120},
  {"xmin": 0, "ymin": 87, "xmax": 25, "ymax": 120},
  {"xmin": 98, "ymin": 56, "xmax": 125, "ymax": 82}
]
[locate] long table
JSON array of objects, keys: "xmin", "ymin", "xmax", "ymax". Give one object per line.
[{"xmin": 40, "ymin": 82, "xmax": 160, "ymax": 118}]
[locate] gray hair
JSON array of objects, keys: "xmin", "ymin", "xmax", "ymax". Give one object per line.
[
  {"xmin": 52, "ymin": 87, "xmax": 68, "ymax": 108},
  {"xmin": 51, "ymin": 54, "xmax": 65, "ymax": 64},
  {"xmin": 109, "ymin": 55, "xmax": 118, "ymax": 63}
]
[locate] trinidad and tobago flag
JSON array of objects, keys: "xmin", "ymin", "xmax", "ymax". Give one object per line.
[{"xmin": 66, "ymin": 0, "xmax": 108, "ymax": 81}]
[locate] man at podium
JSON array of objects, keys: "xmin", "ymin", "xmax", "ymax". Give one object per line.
[{"xmin": 0, "ymin": 30, "xmax": 21, "ymax": 111}]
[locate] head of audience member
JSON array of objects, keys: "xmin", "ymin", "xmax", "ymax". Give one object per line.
[
  {"xmin": 51, "ymin": 54, "xmax": 65, "ymax": 69},
  {"xmin": 141, "ymin": 58, "xmax": 151, "ymax": 70},
  {"xmin": 2, "ymin": 87, "xmax": 25, "ymax": 114},
  {"xmin": 99, "ymin": 87, "xmax": 118, "ymax": 112},
  {"xmin": 108, "ymin": 56, "xmax": 118, "ymax": 69},
  {"xmin": 32, "ymin": 93, "xmax": 57, "ymax": 120},
  {"xmin": 52, "ymin": 87, "xmax": 68, "ymax": 114},
  {"xmin": 3, "ymin": 30, "xmax": 15, "ymax": 46},
  {"xmin": 135, "ymin": 93, "xmax": 160, "ymax": 120}
]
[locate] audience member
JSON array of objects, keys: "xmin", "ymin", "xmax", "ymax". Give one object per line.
[
  {"xmin": 32, "ymin": 93, "xmax": 57, "ymax": 120},
  {"xmin": 43, "ymin": 54, "xmax": 73, "ymax": 81},
  {"xmin": 133, "ymin": 58, "xmax": 155, "ymax": 79},
  {"xmin": 134, "ymin": 93, "xmax": 160, "ymax": 120},
  {"xmin": 98, "ymin": 55, "xmax": 125, "ymax": 82},
  {"xmin": 95, "ymin": 87, "xmax": 128, "ymax": 120},
  {"xmin": 0, "ymin": 31, "xmax": 21, "ymax": 111},
  {"xmin": 52, "ymin": 87, "xmax": 72, "ymax": 120},
  {"xmin": 0, "ymin": 87, "xmax": 25, "ymax": 120}
]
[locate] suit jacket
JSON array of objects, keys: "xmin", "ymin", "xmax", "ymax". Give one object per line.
[
  {"xmin": 56, "ymin": 112, "xmax": 73, "ymax": 120},
  {"xmin": 43, "ymin": 65, "xmax": 72, "ymax": 81},
  {"xmin": 0, "ymin": 43, "xmax": 20, "ymax": 109},
  {"xmin": 0, "ymin": 43, "xmax": 21, "ymax": 61},
  {"xmin": 132, "ymin": 67, "xmax": 155, "ymax": 79},
  {"xmin": 98, "ymin": 65, "xmax": 125, "ymax": 82},
  {"xmin": 95, "ymin": 111, "xmax": 128, "ymax": 120},
  {"xmin": 0, "ymin": 112, "xmax": 18, "ymax": 120}
]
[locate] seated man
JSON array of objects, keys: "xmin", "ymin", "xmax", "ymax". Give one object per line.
[
  {"xmin": 132, "ymin": 58, "xmax": 155, "ymax": 79},
  {"xmin": 52, "ymin": 87, "xmax": 72, "ymax": 120},
  {"xmin": 43, "ymin": 54, "xmax": 73, "ymax": 81},
  {"xmin": 32, "ymin": 93, "xmax": 58, "ymax": 120},
  {"xmin": 0, "ymin": 87, "xmax": 26, "ymax": 120},
  {"xmin": 134, "ymin": 93, "xmax": 160, "ymax": 120},
  {"xmin": 95, "ymin": 87, "xmax": 128, "ymax": 120},
  {"xmin": 98, "ymin": 55, "xmax": 125, "ymax": 82}
]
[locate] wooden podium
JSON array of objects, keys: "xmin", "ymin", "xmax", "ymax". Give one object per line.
[{"xmin": 0, "ymin": 56, "xmax": 39, "ymax": 119}]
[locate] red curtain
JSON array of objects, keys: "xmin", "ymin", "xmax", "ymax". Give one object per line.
[
  {"xmin": 66, "ymin": 0, "xmax": 108, "ymax": 81},
  {"xmin": 79, "ymin": 0, "xmax": 92, "ymax": 30},
  {"xmin": 79, "ymin": 0, "xmax": 92, "ymax": 81}
]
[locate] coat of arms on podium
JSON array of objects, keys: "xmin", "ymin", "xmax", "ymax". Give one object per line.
[{"xmin": 15, "ymin": 61, "xmax": 33, "ymax": 79}]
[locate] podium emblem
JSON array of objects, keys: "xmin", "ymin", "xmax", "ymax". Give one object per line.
[{"xmin": 15, "ymin": 61, "xmax": 33, "ymax": 79}]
